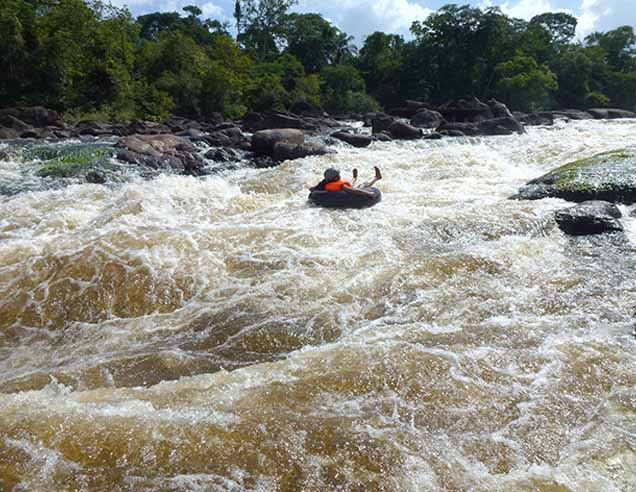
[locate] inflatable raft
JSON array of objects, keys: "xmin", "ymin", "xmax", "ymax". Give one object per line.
[{"xmin": 308, "ymin": 187, "xmax": 382, "ymax": 209}]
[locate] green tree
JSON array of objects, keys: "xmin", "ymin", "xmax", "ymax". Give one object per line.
[
  {"xmin": 495, "ymin": 55, "xmax": 557, "ymax": 111},
  {"xmin": 240, "ymin": 0, "xmax": 297, "ymax": 61}
]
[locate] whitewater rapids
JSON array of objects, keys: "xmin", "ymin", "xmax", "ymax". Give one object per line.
[{"xmin": 1, "ymin": 119, "xmax": 635, "ymax": 491}]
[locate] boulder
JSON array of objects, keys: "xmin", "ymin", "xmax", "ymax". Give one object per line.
[
  {"xmin": 85, "ymin": 170, "xmax": 107, "ymax": 184},
  {"xmin": 437, "ymin": 97, "xmax": 494, "ymax": 122},
  {"xmin": 363, "ymin": 112, "xmax": 378, "ymax": 127},
  {"xmin": 514, "ymin": 147, "xmax": 636, "ymax": 204},
  {"xmin": 204, "ymin": 126, "xmax": 246, "ymax": 148},
  {"xmin": 436, "ymin": 121, "xmax": 480, "ymax": 136},
  {"xmin": 424, "ymin": 132, "xmax": 444, "ymax": 140},
  {"xmin": 0, "ymin": 106, "xmax": 63, "ymax": 127},
  {"xmin": 116, "ymin": 134, "xmax": 204, "ymax": 175},
  {"xmin": 243, "ymin": 112, "xmax": 303, "ymax": 132},
  {"xmin": 0, "ymin": 114, "xmax": 31, "ymax": 133},
  {"xmin": 551, "ymin": 110, "xmax": 594, "ymax": 120},
  {"xmin": 487, "ymin": 99, "xmax": 514, "ymax": 118},
  {"xmin": 272, "ymin": 142, "xmax": 329, "ymax": 161},
  {"xmin": 439, "ymin": 130, "xmax": 466, "ymax": 138},
  {"xmin": 410, "ymin": 109, "xmax": 444, "ymax": 128},
  {"xmin": 587, "ymin": 108, "xmax": 636, "ymax": 120},
  {"xmin": 126, "ymin": 120, "xmax": 170, "ymax": 135},
  {"xmin": 555, "ymin": 201, "xmax": 623, "ymax": 235},
  {"xmin": 331, "ymin": 131, "xmax": 373, "ymax": 148},
  {"xmin": 373, "ymin": 132, "xmax": 393, "ymax": 142},
  {"xmin": 251, "ymin": 129, "xmax": 305, "ymax": 155},
  {"xmin": 518, "ymin": 112, "xmax": 554, "ymax": 126},
  {"xmin": 76, "ymin": 120, "xmax": 116, "ymax": 136},
  {"xmin": 477, "ymin": 117, "xmax": 525, "ymax": 135},
  {"xmin": 0, "ymin": 128, "xmax": 19, "ymax": 139},
  {"xmin": 204, "ymin": 148, "xmax": 242, "ymax": 162},
  {"xmin": 389, "ymin": 121, "xmax": 422, "ymax": 139},
  {"xmin": 371, "ymin": 113, "xmax": 396, "ymax": 134}
]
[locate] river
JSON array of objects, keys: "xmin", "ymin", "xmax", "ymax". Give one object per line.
[{"xmin": 1, "ymin": 119, "xmax": 635, "ymax": 491}]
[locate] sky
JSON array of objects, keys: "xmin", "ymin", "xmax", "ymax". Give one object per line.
[{"xmin": 109, "ymin": 0, "xmax": 635, "ymax": 45}]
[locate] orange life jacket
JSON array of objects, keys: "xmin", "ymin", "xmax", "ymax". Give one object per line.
[{"xmin": 324, "ymin": 179, "xmax": 352, "ymax": 192}]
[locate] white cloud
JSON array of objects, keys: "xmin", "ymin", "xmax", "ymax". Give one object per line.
[
  {"xmin": 298, "ymin": 0, "xmax": 433, "ymax": 43},
  {"xmin": 201, "ymin": 2, "xmax": 223, "ymax": 17}
]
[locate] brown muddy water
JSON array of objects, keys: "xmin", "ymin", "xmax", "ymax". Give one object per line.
[{"xmin": 1, "ymin": 120, "xmax": 635, "ymax": 491}]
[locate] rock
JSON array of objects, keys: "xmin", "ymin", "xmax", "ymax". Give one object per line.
[
  {"xmin": 244, "ymin": 112, "xmax": 303, "ymax": 132},
  {"xmin": 388, "ymin": 107, "xmax": 416, "ymax": 118},
  {"xmin": 411, "ymin": 109, "xmax": 444, "ymax": 128},
  {"xmin": 0, "ymin": 128, "xmax": 19, "ymax": 139},
  {"xmin": 477, "ymin": 117, "xmax": 525, "ymax": 135},
  {"xmin": 630, "ymin": 208, "xmax": 636, "ymax": 217},
  {"xmin": 438, "ymin": 97, "xmax": 494, "ymax": 122},
  {"xmin": 251, "ymin": 128, "xmax": 305, "ymax": 155},
  {"xmin": 0, "ymin": 106, "xmax": 63, "ymax": 127},
  {"xmin": 204, "ymin": 148, "xmax": 242, "ymax": 162},
  {"xmin": 331, "ymin": 131, "xmax": 373, "ymax": 148},
  {"xmin": 30, "ymin": 145, "xmax": 113, "ymax": 178},
  {"xmin": 439, "ymin": 130, "xmax": 466, "ymax": 137},
  {"xmin": 371, "ymin": 113, "xmax": 396, "ymax": 134},
  {"xmin": 588, "ymin": 108, "xmax": 636, "ymax": 119},
  {"xmin": 389, "ymin": 121, "xmax": 422, "ymax": 139},
  {"xmin": 0, "ymin": 114, "xmax": 31, "ymax": 133},
  {"xmin": 272, "ymin": 142, "xmax": 329, "ymax": 161},
  {"xmin": 555, "ymin": 201, "xmax": 623, "ymax": 235},
  {"xmin": 424, "ymin": 132, "xmax": 444, "ymax": 139},
  {"xmin": 85, "ymin": 171, "xmax": 107, "ymax": 184},
  {"xmin": 518, "ymin": 112, "xmax": 554, "ymax": 126},
  {"xmin": 116, "ymin": 134, "xmax": 204, "ymax": 174},
  {"xmin": 363, "ymin": 112, "xmax": 378, "ymax": 127},
  {"xmin": 551, "ymin": 110, "xmax": 594, "ymax": 120},
  {"xmin": 436, "ymin": 121, "xmax": 480, "ymax": 136},
  {"xmin": 126, "ymin": 120, "xmax": 170, "ymax": 135},
  {"xmin": 179, "ymin": 128, "xmax": 206, "ymax": 139},
  {"xmin": 76, "ymin": 120, "xmax": 115, "ymax": 136},
  {"xmin": 204, "ymin": 126, "xmax": 246, "ymax": 148},
  {"xmin": 373, "ymin": 132, "xmax": 393, "ymax": 142},
  {"xmin": 514, "ymin": 147, "xmax": 636, "ymax": 204},
  {"xmin": 487, "ymin": 99, "xmax": 514, "ymax": 118}
]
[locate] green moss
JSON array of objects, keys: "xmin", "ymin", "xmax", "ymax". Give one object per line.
[{"xmin": 31, "ymin": 145, "xmax": 113, "ymax": 178}]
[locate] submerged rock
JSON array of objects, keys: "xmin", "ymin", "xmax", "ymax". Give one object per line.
[
  {"xmin": 514, "ymin": 148, "xmax": 636, "ymax": 204},
  {"xmin": 587, "ymin": 108, "xmax": 636, "ymax": 119},
  {"xmin": 555, "ymin": 201, "xmax": 623, "ymax": 235},
  {"xmin": 28, "ymin": 145, "xmax": 114, "ymax": 178}
]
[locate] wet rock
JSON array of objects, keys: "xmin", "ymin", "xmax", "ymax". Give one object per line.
[
  {"xmin": 587, "ymin": 108, "xmax": 636, "ymax": 119},
  {"xmin": 438, "ymin": 97, "xmax": 494, "ymax": 123},
  {"xmin": 477, "ymin": 117, "xmax": 525, "ymax": 135},
  {"xmin": 31, "ymin": 145, "xmax": 114, "ymax": 178},
  {"xmin": 389, "ymin": 121, "xmax": 422, "ymax": 139},
  {"xmin": 251, "ymin": 128, "xmax": 305, "ymax": 155},
  {"xmin": 555, "ymin": 201, "xmax": 623, "ymax": 235},
  {"xmin": 363, "ymin": 112, "xmax": 378, "ymax": 127},
  {"xmin": 204, "ymin": 126, "xmax": 247, "ymax": 148},
  {"xmin": 411, "ymin": 109, "xmax": 444, "ymax": 128},
  {"xmin": 424, "ymin": 132, "xmax": 444, "ymax": 139},
  {"xmin": 126, "ymin": 120, "xmax": 170, "ymax": 135},
  {"xmin": 272, "ymin": 141, "xmax": 329, "ymax": 161},
  {"xmin": 204, "ymin": 147, "xmax": 242, "ymax": 162},
  {"xmin": 371, "ymin": 113, "xmax": 396, "ymax": 134},
  {"xmin": 85, "ymin": 170, "xmax": 107, "ymax": 184},
  {"xmin": 439, "ymin": 129, "xmax": 466, "ymax": 137},
  {"xmin": 331, "ymin": 131, "xmax": 373, "ymax": 148},
  {"xmin": 517, "ymin": 112, "xmax": 554, "ymax": 126},
  {"xmin": 487, "ymin": 99, "xmax": 514, "ymax": 118},
  {"xmin": 551, "ymin": 110, "xmax": 594, "ymax": 120},
  {"xmin": 514, "ymin": 147, "xmax": 636, "ymax": 204},
  {"xmin": 0, "ymin": 106, "xmax": 63, "ymax": 127},
  {"xmin": 0, "ymin": 128, "xmax": 19, "ymax": 139},
  {"xmin": 0, "ymin": 114, "xmax": 31, "ymax": 133},
  {"xmin": 436, "ymin": 121, "xmax": 480, "ymax": 136},
  {"xmin": 76, "ymin": 120, "xmax": 116, "ymax": 137},
  {"xmin": 373, "ymin": 132, "xmax": 393, "ymax": 142},
  {"xmin": 116, "ymin": 134, "xmax": 204, "ymax": 174}
]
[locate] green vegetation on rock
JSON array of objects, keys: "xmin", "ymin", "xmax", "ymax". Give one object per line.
[
  {"xmin": 30, "ymin": 145, "xmax": 113, "ymax": 178},
  {"xmin": 518, "ymin": 148, "xmax": 636, "ymax": 203}
]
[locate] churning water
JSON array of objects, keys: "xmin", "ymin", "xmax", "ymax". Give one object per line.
[{"xmin": 1, "ymin": 120, "xmax": 635, "ymax": 491}]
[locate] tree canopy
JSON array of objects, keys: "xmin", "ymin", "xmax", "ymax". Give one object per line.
[{"xmin": 2, "ymin": 0, "xmax": 636, "ymax": 120}]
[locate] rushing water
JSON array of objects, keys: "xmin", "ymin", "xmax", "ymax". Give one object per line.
[{"xmin": 1, "ymin": 119, "xmax": 635, "ymax": 491}]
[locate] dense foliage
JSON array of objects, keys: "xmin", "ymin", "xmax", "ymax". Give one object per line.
[{"xmin": 1, "ymin": 0, "xmax": 635, "ymax": 121}]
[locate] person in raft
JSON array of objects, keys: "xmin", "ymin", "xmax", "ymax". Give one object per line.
[{"xmin": 310, "ymin": 166, "xmax": 382, "ymax": 196}]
